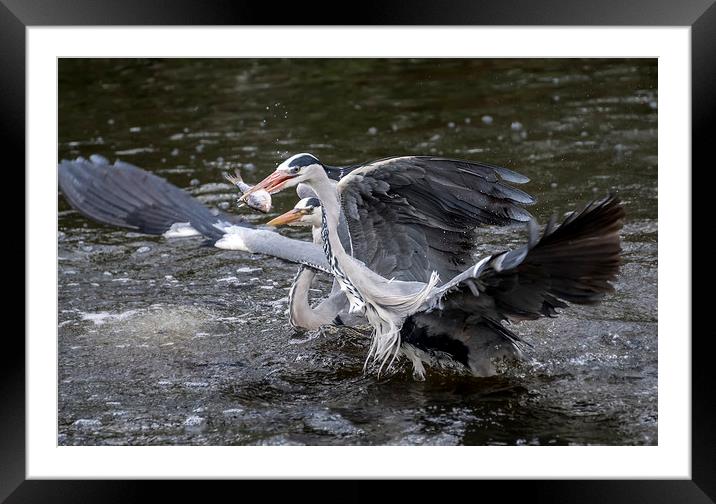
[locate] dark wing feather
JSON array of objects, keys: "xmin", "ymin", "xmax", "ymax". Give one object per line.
[
  {"xmin": 432, "ymin": 194, "xmax": 625, "ymax": 323},
  {"xmin": 59, "ymin": 157, "xmax": 241, "ymax": 241},
  {"xmin": 337, "ymin": 156, "xmax": 535, "ymax": 283}
]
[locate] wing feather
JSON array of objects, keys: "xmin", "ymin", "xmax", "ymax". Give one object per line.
[
  {"xmin": 427, "ymin": 194, "xmax": 625, "ymax": 322},
  {"xmin": 336, "ymin": 156, "xmax": 535, "ymax": 282}
]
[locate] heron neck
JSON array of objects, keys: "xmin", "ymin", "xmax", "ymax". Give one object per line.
[
  {"xmin": 310, "ymin": 176, "xmax": 349, "ymax": 261},
  {"xmin": 288, "ymin": 266, "xmax": 318, "ymax": 329},
  {"xmin": 288, "ymin": 225, "xmax": 327, "ymax": 329}
]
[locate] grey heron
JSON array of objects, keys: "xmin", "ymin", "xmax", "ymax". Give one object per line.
[
  {"xmin": 57, "ymin": 156, "xmax": 355, "ymax": 330},
  {"xmin": 244, "ymin": 154, "xmax": 625, "ymax": 377}
]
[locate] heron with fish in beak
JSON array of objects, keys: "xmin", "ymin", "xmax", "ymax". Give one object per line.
[{"xmin": 244, "ymin": 153, "xmax": 624, "ymax": 378}]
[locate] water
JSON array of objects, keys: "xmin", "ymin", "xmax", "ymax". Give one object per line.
[{"xmin": 58, "ymin": 58, "xmax": 657, "ymax": 445}]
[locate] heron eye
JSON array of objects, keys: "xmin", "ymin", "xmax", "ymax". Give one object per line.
[{"xmin": 289, "ymin": 166, "xmax": 301, "ymax": 175}]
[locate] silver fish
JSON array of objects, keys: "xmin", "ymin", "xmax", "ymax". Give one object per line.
[{"xmin": 223, "ymin": 168, "xmax": 272, "ymax": 214}]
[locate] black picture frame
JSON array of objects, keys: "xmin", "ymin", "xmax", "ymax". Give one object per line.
[{"xmin": 6, "ymin": 0, "xmax": 709, "ymax": 501}]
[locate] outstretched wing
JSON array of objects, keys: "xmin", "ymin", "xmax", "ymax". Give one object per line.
[
  {"xmin": 59, "ymin": 156, "xmax": 238, "ymax": 240},
  {"xmin": 427, "ymin": 194, "xmax": 625, "ymax": 322},
  {"xmin": 337, "ymin": 156, "xmax": 535, "ymax": 283},
  {"xmin": 58, "ymin": 156, "xmax": 331, "ymax": 272}
]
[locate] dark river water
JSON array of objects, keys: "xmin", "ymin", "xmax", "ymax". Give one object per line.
[{"xmin": 58, "ymin": 58, "xmax": 657, "ymax": 446}]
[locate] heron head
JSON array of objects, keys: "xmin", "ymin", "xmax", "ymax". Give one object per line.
[
  {"xmin": 240, "ymin": 153, "xmax": 324, "ymax": 202},
  {"xmin": 266, "ymin": 197, "xmax": 322, "ymax": 228}
]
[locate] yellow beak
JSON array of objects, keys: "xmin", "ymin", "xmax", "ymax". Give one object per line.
[{"xmin": 266, "ymin": 209, "xmax": 304, "ymax": 227}]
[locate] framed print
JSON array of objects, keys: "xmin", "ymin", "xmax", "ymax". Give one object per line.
[{"xmin": 7, "ymin": 0, "xmax": 709, "ymax": 500}]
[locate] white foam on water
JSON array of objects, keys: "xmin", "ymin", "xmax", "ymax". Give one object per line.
[
  {"xmin": 163, "ymin": 222, "xmax": 201, "ymax": 238},
  {"xmin": 80, "ymin": 309, "xmax": 139, "ymax": 326},
  {"xmin": 183, "ymin": 415, "xmax": 206, "ymax": 428},
  {"xmin": 222, "ymin": 408, "xmax": 244, "ymax": 415},
  {"xmin": 115, "ymin": 147, "xmax": 154, "ymax": 155},
  {"xmin": 215, "ymin": 313, "xmax": 249, "ymax": 324},
  {"xmin": 236, "ymin": 266, "xmax": 262, "ymax": 274},
  {"xmin": 183, "ymin": 381, "xmax": 209, "ymax": 388},
  {"xmin": 73, "ymin": 419, "xmax": 102, "ymax": 429}
]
